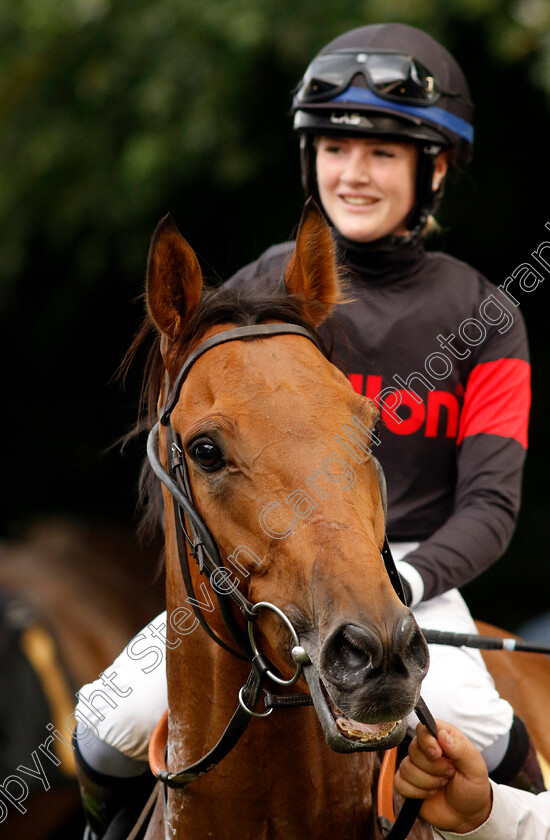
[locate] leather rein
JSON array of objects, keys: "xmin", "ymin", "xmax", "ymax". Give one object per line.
[{"xmin": 146, "ymin": 322, "xmax": 436, "ymax": 838}]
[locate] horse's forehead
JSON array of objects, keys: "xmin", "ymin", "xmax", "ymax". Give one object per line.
[{"xmin": 189, "ymin": 335, "xmax": 346, "ymax": 402}]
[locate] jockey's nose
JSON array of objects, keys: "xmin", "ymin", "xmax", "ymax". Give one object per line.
[{"xmin": 341, "ymin": 146, "xmax": 372, "ymax": 186}]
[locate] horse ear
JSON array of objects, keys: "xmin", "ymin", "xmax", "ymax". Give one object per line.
[
  {"xmin": 146, "ymin": 214, "xmax": 202, "ymax": 341},
  {"xmin": 284, "ymin": 199, "xmax": 342, "ymax": 327}
]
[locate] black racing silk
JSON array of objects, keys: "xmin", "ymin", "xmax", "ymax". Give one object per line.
[{"xmin": 225, "ymin": 235, "xmax": 530, "ymax": 603}]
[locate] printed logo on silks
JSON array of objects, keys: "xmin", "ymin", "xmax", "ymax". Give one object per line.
[
  {"xmin": 349, "ymin": 374, "xmax": 462, "ymax": 439},
  {"xmin": 349, "ymin": 367, "xmax": 529, "ymax": 448},
  {"xmin": 330, "ymin": 112, "xmax": 374, "ymax": 128}
]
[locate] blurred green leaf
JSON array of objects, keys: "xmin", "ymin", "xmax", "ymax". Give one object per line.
[{"xmin": 1, "ymin": 0, "xmax": 549, "ymax": 635}]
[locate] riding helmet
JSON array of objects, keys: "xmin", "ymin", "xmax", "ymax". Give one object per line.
[{"xmin": 291, "ymin": 23, "xmax": 474, "ymax": 234}]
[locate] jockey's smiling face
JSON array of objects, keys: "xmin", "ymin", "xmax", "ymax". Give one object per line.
[
  {"xmin": 315, "ymin": 135, "xmax": 447, "ymax": 243},
  {"xmin": 315, "ymin": 136, "xmax": 417, "ymax": 243}
]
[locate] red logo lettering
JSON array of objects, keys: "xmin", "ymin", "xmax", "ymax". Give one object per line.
[{"xmin": 349, "ymin": 373, "xmax": 460, "ymax": 439}]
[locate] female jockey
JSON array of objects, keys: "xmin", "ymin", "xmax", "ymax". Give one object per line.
[{"xmin": 74, "ymin": 23, "xmax": 539, "ymax": 838}]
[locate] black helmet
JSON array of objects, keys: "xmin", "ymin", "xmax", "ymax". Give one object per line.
[{"xmin": 292, "ymin": 23, "xmax": 474, "ymax": 235}]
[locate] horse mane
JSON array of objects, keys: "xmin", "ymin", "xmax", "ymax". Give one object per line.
[{"xmin": 120, "ymin": 282, "xmax": 329, "ymax": 542}]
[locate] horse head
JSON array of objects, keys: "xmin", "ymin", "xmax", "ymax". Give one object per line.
[{"xmin": 145, "ymin": 200, "xmax": 429, "ymax": 757}]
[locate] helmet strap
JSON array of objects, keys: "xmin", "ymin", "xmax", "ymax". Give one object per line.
[{"xmin": 405, "ymin": 143, "xmax": 442, "ymax": 238}]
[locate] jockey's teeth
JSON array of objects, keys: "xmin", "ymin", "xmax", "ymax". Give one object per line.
[{"xmin": 344, "ymin": 196, "xmax": 376, "ymax": 205}]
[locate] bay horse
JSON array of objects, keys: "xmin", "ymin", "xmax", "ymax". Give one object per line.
[
  {"xmin": 139, "ymin": 201, "xmax": 433, "ymax": 839},
  {"xmin": 0, "ymin": 519, "xmax": 163, "ymax": 840}
]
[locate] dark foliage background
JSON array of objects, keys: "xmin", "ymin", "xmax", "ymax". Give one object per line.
[{"xmin": 1, "ymin": 0, "xmax": 549, "ymax": 632}]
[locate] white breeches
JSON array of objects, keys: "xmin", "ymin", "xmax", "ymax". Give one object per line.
[
  {"xmin": 389, "ymin": 541, "xmax": 513, "ymax": 751},
  {"xmin": 75, "ymin": 612, "xmax": 170, "ymax": 763},
  {"xmin": 408, "ymin": 587, "xmax": 513, "ymax": 749}
]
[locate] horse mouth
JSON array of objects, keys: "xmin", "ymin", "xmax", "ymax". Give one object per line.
[{"xmin": 304, "ymin": 665, "xmax": 407, "ymax": 753}]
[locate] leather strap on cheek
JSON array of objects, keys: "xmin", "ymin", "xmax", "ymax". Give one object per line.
[
  {"xmin": 373, "ymin": 457, "xmax": 409, "ymax": 604},
  {"xmin": 382, "ymin": 537, "xmax": 407, "ymax": 604},
  {"xmin": 373, "ymin": 456, "xmax": 388, "ymax": 528}
]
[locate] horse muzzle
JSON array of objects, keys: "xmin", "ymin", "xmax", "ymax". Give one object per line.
[{"xmin": 302, "ymin": 613, "xmax": 429, "ymax": 753}]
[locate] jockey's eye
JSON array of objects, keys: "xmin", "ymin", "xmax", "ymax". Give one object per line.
[{"xmin": 188, "ymin": 437, "xmax": 226, "ymax": 472}]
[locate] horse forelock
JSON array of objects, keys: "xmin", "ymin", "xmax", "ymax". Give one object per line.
[{"xmin": 172, "ymin": 283, "xmax": 328, "ymax": 366}]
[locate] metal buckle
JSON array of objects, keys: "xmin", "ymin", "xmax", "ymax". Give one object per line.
[{"xmin": 237, "ymin": 686, "xmax": 273, "ymax": 718}]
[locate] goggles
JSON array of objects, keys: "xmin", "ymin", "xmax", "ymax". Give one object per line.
[{"xmin": 295, "ymin": 50, "xmax": 457, "ymax": 109}]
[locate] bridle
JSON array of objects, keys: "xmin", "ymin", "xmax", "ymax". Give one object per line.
[
  {"xmin": 147, "ymin": 321, "xmax": 435, "ymax": 837},
  {"xmin": 148, "ymin": 323, "xmax": 407, "ymax": 653},
  {"xmin": 148, "ymin": 324, "xmax": 329, "ymax": 661}
]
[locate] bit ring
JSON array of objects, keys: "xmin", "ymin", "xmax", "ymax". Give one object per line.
[{"xmin": 248, "ymin": 601, "xmax": 309, "ymax": 686}]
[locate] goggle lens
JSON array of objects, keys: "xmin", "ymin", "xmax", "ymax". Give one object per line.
[{"xmin": 298, "ymin": 51, "xmax": 442, "ymax": 108}]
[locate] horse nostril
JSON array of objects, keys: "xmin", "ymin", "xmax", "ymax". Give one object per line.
[
  {"xmin": 393, "ymin": 613, "xmax": 430, "ymax": 676},
  {"xmin": 321, "ymin": 624, "xmax": 384, "ymax": 690}
]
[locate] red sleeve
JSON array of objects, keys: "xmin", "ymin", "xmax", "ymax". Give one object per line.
[
  {"xmin": 457, "ymin": 358, "xmax": 530, "ymax": 449},
  {"xmin": 404, "ymin": 342, "xmax": 531, "ymax": 601}
]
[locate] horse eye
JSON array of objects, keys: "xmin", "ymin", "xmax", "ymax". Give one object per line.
[{"xmin": 189, "ymin": 438, "xmax": 226, "ymax": 472}]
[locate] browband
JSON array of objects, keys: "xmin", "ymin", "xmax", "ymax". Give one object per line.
[{"xmin": 160, "ymin": 323, "xmax": 321, "ymax": 425}]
